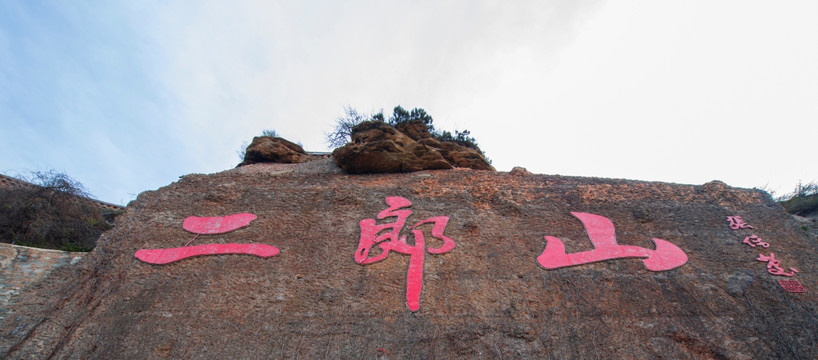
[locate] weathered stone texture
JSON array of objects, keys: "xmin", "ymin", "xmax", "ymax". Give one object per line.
[
  {"xmin": 333, "ymin": 121, "xmax": 494, "ymax": 173},
  {"xmin": 0, "ymin": 244, "xmax": 85, "ymax": 322},
  {"xmin": 238, "ymin": 136, "xmax": 317, "ymax": 166},
  {"xmin": 1, "ymin": 163, "xmax": 816, "ymax": 359},
  {"xmin": 394, "ymin": 120, "xmax": 432, "ymax": 141}
]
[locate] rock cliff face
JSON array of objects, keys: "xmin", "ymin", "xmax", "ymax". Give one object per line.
[{"xmin": 1, "ymin": 159, "xmax": 816, "ymax": 359}]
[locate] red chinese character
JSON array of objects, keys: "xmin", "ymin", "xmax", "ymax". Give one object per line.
[
  {"xmin": 727, "ymin": 216, "xmax": 754, "ymax": 230},
  {"xmin": 355, "ymin": 196, "xmax": 455, "ymax": 312},
  {"xmin": 756, "ymin": 253, "xmax": 798, "ymax": 277},
  {"xmin": 135, "ymin": 213, "xmax": 279, "ymax": 265},
  {"xmin": 742, "ymin": 235, "xmax": 770, "ymax": 248},
  {"xmin": 538, "ymin": 212, "xmax": 688, "ymax": 271}
]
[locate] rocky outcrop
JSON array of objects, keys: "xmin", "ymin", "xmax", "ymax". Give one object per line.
[
  {"xmin": 435, "ymin": 140, "xmax": 495, "ymax": 171},
  {"xmin": 1, "ymin": 163, "xmax": 816, "ymax": 359},
  {"xmin": 332, "ymin": 121, "xmax": 494, "ymax": 173},
  {"xmin": 331, "ymin": 122, "xmax": 452, "ymax": 173},
  {"xmin": 394, "ymin": 120, "xmax": 432, "ymax": 141},
  {"xmin": 509, "ymin": 166, "xmax": 532, "ymax": 176},
  {"xmin": 238, "ymin": 136, "xmax": 317, "ymax": 166}
]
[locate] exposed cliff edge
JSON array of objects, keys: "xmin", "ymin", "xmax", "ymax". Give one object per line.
[{"xmin": 1, "ymin": 159, "xmax": 816, "ymax": 359}]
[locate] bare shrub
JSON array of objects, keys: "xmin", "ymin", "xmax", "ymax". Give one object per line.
[
  {"xmin": 325, "ymin": 106, "xmax": 378, "ymax": 148},
  {"xmin": 777, "ymin": 180, "xmax": 818, "ymax": 216},
  {"xmin": 0, "ymin": 171, "xmax": 115, "ymax": 251}
]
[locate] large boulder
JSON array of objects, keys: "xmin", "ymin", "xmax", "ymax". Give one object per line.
[
  {"xmin": 238, "ymin": 136, "xmax": 315, "ymax": 166},
  {"xmin": 2, "ymin": 165, "xmax": 816, "ymax": 359},
  {"xmin": 332, "ymin": 122, "xmax": 451, "ymax": 173},
  {"xmin": 436, "ymin": 141, "xmax": 496, "ymax": 171},
  {"xmin": 332, "ymin": 141, "xmax": 453, "ymax": 174},
  {"xmin": 349, "ymin": 120, "xmax": 415, "ymax": 146},
  {"xmin": 333, "ymin": 121, "xmax": 494, "ymax": 173}
]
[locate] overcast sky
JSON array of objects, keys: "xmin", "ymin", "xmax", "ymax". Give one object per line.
[{"xmin": 1, "ymin": 1, "xmax": 816, "ymax": 204}]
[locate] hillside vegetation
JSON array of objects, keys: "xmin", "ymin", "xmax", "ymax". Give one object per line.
[
  {"xmin": 0, "ymin": 171, "xmax": 119, "ymax": 251},
  {"xmin": 778, "ymin": 181, "xmax": 818, "ymax": 217}
]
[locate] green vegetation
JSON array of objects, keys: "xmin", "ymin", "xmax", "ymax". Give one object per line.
[
  {"xmin": 435, "ymin": 129, "xmax": 480, "ymax": 151},
  {"xmin": 777, "ymin": 181, "xmax": 818, "ymax": 216},
  {"xmin": 326, "ymin": 105, "xmax": 489, "ymax": 160},
  {"xmin": 0, "ymin": 171, "xmax": 115, "ymax": 251},
  {"xmin": 385, "ymin": 106, "xmax": 434, "ymax": 129}
]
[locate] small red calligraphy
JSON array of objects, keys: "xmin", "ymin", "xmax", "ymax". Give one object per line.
[
  {"xmin": 778, "ymin": 279, "xmax": 807, "ymax": 293},
  {"xmin": 727, "ymin": 216, "xmax": 754, "ymax": 230},
  {"xmin": 742, "ymin": 235, "xmax": 770, "ymax": 248},
  {"xmin": 538, "ymin": 212, "xmax": 688, "ymax": 271},
  {"xmin": 355, "ymin": 196, "xmax": 455, "ymax": 312},
  {"xmin": 756, "ymin": 253, "xmax": 798, "ymax": 277}
]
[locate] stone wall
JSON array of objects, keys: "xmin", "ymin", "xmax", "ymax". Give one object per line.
[{"xmin": 0, "ymin": 244, "xmax": 86, "ymax": 321}]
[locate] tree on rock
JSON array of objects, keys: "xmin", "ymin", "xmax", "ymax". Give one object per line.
[
  {"xmin": 329, "ymin": 106, "xmax": 494, "ymax": 174},
  {"xmin": 326, "ymin": 105, "xmax": 487, "ymax": 161}
]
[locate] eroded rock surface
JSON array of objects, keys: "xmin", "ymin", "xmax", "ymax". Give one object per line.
[
  {"xmin": 332, "ymin": 121, "xmax": 494, "ymax": 173},
  {"xmin": 238, "ymin": 136, "xmax": 317, "ymax": 166},
  {"xmin": 1, "ymin": 164, "xmax": 816, "ymax": 359},
  {"xmin": 394, "ymin": 120, "xmax": 432, "ymax": 141},
  {"xmin": 0, "ymin": 244, "xmax": 85, "ymax": 322}
]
